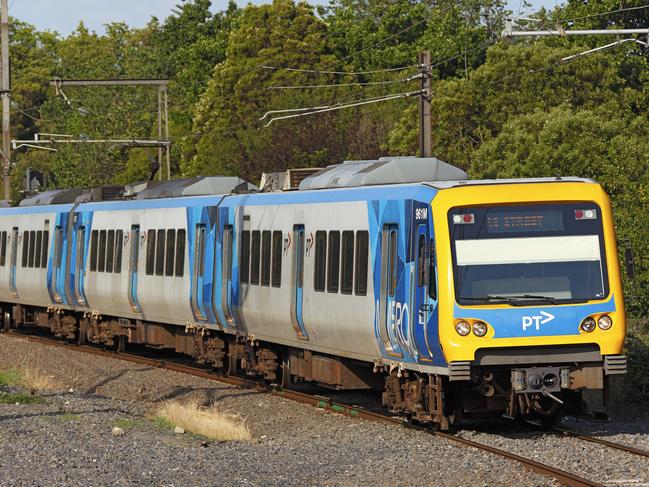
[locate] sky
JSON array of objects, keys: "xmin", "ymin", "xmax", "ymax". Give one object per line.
[{"xmin": 10, "ymin": 0, "xmax": 560, "ymax": 36}]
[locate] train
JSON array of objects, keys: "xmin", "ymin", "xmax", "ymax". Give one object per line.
[{"xmin": 0, "ymin": 156, "xmax": 627, "ymax": 429}]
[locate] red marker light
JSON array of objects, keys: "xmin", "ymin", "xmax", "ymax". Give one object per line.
[
  {"xmin": 575, "ymin": 209, "xmax": 596, "ymax": 220},
  {"xmin": 575, "ymin": 210, "xmax": 584, "ymax": 219},
  {"xmin": 463, "ymin": 214, "xmax": 474, "ymax": 223}
]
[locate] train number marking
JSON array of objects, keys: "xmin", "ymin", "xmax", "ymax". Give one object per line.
[
  {"xmin": 522, "ymin": 311, "xmax": 555, "ymax": 331},
  {"xmin": 415, "ymin": 208, "xmax": 428, "ymax": 220}
]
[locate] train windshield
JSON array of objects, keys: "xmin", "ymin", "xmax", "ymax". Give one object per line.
[{"xmin": 448, "ymin": 203, "xmax": 609, "ymax": 306}]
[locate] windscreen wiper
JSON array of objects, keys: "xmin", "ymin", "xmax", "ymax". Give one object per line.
[{"xmin": 461, "ymin": 295, "xmax": 562, "ymax": 306}]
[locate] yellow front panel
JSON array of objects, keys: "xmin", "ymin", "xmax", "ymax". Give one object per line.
[{"xmin": 432, "ymin": 182, "xmax": 626, "ymax": 363}]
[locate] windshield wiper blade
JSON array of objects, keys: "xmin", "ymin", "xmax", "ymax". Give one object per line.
[{"xmin": 460, "ymin": 295, "xmax": 525, "ymax": 306}]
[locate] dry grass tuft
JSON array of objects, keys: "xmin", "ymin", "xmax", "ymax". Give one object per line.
[
  {"xmin": 153, "ymin": 400, "xmax": 252, "ymax": 442},
  {"xmin": 19, "ymin": 366, "xmax": 61, "ymax": 391}
]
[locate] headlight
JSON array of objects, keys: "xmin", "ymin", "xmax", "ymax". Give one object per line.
[
  {"xmin": 455, "ymin": 321, "xmax": 471, "ymax": 336},
  {"xmin": 581, "ymin": 317, "xmax": 596, "ymax": 332},
  {"xmin": 472, "ymin": 321, "xmax": 488, "ymax": 337},
  {"xmin": 598, "ymin": 315, "xmax": 613, "ymax": 330}
]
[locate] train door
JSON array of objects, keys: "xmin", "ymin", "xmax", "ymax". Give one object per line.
[
  {"xmin": 127, "ymin": 225, "xmax": 141, "ymax": 313},
  {"xmin": 220, "ymin": 224, "xmax": 235, "ymax": 329},
  {"xmin": 73, "ymin": 224, "xmax": 88, "ymax": 306},
  {"xmin": 379, "ymin": 224, "xmax": 402, "ymax": 357},
  {"xmin": 50, "ymin": 225, "xmax": 65, "ymax": 303},
  {"xmin": 414, "ymin": 224, "xmax": 436, "ymax": 361},
  {"xmin": 9, "ymin": 227, "xmax": 18, "ymax": 298},
  {"xmin": 190, "ymin": 224, "xmax": 207, "ymax": 321},
  {"xmin": 290, "ymin": 224, "xmax": 308, "ymax": 340}
]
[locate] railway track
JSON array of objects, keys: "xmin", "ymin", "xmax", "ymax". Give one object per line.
[{"xmin": 5, "ymin": 329, "xmax": 648, "ymax": 487}]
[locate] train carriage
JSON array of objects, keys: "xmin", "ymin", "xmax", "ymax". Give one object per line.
[{"xmin": 0, "ymin": 156, "xmax": 627, "ymax": 428}]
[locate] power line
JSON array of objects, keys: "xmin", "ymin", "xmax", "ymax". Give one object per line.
[
  {"xmin": 260, "ymin": 64, "xmax": 418, "ymax": 76},
  {"xmin": 561, "ymin": 4, "xmax": 649, "ymax": 23},
  {"xmin": 267, "ymin": 76, "xmax": 416, "ymax": 90}
]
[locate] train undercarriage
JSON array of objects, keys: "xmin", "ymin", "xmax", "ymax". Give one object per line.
[{"xmin": 2, "ymin": 303, "xmax": 622, "ymax": 430}]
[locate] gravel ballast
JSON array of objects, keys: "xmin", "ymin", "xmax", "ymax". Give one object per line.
[{"xmin": 0, "ymin": 333, "xmax": 646, "ymax": 486}]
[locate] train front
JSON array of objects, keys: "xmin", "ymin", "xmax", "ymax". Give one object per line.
[{"xmin": 433, "ymin": 179, "xmax": 626, "ymax": 421}]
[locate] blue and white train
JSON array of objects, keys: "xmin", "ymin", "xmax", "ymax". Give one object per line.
[{"xmin": 0, "ymin": 157, "xmax": 627, "ymax": 428}]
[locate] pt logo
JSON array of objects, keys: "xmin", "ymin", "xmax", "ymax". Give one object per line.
[{"xmin": 522, "ymin": 311, "xmax": 555, "ymax": 331}]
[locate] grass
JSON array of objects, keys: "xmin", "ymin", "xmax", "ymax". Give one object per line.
[
  {"xmin": 0, "ymin": 392, "xmax": 46, "ymax": 404},
  {"xmin": 58, "ymin": 413, "xmax": 81, "ymax": 421},
  {"xmin": 0, "ymin": 365, "xmax": 60, "ymax": 391},
  {"xmin": 113, "ymin": 418, "xmax": 149, "ymax": 430},
  {"xmin": 152, "ymin": 400, "xmax": 252, "ymax": 442}
]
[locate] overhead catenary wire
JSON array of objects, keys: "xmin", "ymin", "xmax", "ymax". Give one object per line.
[
  {"xmin": 561, "ymin": 3, "xmax": 649, "ymax": 24},
  {"xmin": 260, "ymin": 64, "xmax": 418, "ymax": 76},
  {"xmin": 267, "ymin": 76, "xmax": 418, "ymax": 90},
  {"xmin": 262, "ymin": 90, "xmax": 423, "ymax": 127}
]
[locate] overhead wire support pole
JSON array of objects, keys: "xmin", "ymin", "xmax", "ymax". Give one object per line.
[
  {"xmin": 418, "ymin": 51, "xmax": 432, "ymax": 158},
  {"xmin": 1, "ymin": 0, "xmax": 10, "ymax": 201},
  {"xmin": 502, "ymin": 18, "xmax": 649, "ymax": 38},
  {"xmin": 48, "ymin": 78, "xmax": 172, "ymax": 180}
]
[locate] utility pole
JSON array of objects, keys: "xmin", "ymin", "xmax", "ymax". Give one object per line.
[
  {"xmin": 418, "ymin": 50, "xmax": 432, "ymax": 158},
  {"xmin": 1, "ymin": 0, "xmax": 10, "ymax": 201}
]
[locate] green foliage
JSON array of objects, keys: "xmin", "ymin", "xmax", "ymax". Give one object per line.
[
  {"xmin": 0, "ymin": 368, "xmax": 22, "ymax": 387},
  {"xmin": 0, "ymin": 392, "xmax": 45, "ymax": 404}
]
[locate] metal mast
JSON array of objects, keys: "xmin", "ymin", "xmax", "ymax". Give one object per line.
[{"xmin": 1, "ymin": 0, "xmax": 10, "ymax": 201}]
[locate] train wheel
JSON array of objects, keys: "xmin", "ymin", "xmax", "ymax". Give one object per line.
[
  {"xmin": 78, "ymin": 319, "xmax": 87, "ymax": 345},
  {"xmin": 279, "ymin": 351, "xmax": 291, "ymax": 389},
  {"xmin": 116, "ymin": 335, "xmax": 127, "ymax": 353},
  {"xmin": 3, "ymin": 312, "xmax": 10, "ymax": 331}
]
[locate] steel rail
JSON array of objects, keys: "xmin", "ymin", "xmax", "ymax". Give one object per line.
[
  {"xmin": 554, "ymin": 426, "xmax": 649, "ymax": 459},
  {"xmin": 3, "ymin": 330, "xmax": 605, "ymax": 487}
]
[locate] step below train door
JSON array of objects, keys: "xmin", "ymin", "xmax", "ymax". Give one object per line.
[
  {"xmin": 379, "ymin": 224, "xmax": 402, "ymax": 357},
  {"xmin": 127, "ymin": 225, "xmax": 141, "ymax": 313},
  {"xmin": 290, "ymin": 224, "xmax": 308, "ymax": 340}
]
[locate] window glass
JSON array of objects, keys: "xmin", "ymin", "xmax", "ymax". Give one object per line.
[
  {"xmin": 388, "ymin": 230, "xmax": 397, "ymax": 297},
  {"xmin": 314, "ymin": 231, "xmax": 326, "ymax": 292},
  {"xmin": 355, "ymin": 231, "xmax": 368, "ymax": 296},
  {"xmin": 0, "ymin": 231, "xmax": 6, "ymax": 266},
  {"xmin": 156, "ymin": 229, "xmax": 165, "ymax": 276},
  {"xmin": 418, "ymin": 234, "xmax": 426, "ymax": 287},
  {"xmin": 272, "ymin": 231, "xmax": 282, "ymax": 287},
  {"xmin": 28, "ymin": 230, "xmax": 36, "ymax": 267},
  {"xmin": 146, "ymin": 229, "xmax": 156, "ymax": 275},
  {"xmin": 21, "ymin": 231, "xmax": 28, "ymax": 267},
  {"xmin": 41, "ymin": 230, "xmax": 49, "ymax": 267},
  {"xmin": 240, "ymin": 231, "xmax": 250, "ymax": 284},
  {"xmin": 166, "ymin": 229, "xmax": 176, "ymax": 277},
  {"xmin": 341, "ymin": 231, "xmax": 354, "ymax": 294},
  {"xmin": 175, "ymin": 229, "xmax": 186, "ymax": 277},
  {"xmin": 327, "ymin": 231, "xmax": 340, "ymax": 293},
  {"xmin": 114, "ymin": 230, "xmax": 123, "ymax": 273},
  {"xmin": 429, "ymin": 239, "xmax": 436, "ymax": 300},
  {"xmin": 250, "ymin": 231, "xmax": 260, "ymax": 285},
  {"xmin": 90, "ymin": 230, "xmax": 98, "ymax": 272},
  {"xmin": 34, "ymin": 231, "xmax": 42, "ymax": 268},
  {"xmin": 98, "ymin": 230, "xmax": 107, "ymax": 272},
  {"xmin": 261, "ymin": 231, "xmax": 271, "ymax": 286},
  {"xmin": 106, "ymin": 230, "xmax": 115, "ymax": 273}
]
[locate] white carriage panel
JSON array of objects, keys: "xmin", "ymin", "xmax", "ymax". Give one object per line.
[
  {"xmin": 0, "ymin": 215, "xmax": 13, "ymax": 300},
  {"xmin": 83, "ymin": 210, "xmax": 133, "ymax": 317},
  {"xmin": 136, "ymin": 207, "xmax": 192, "ymax": 325},
  {"xmin": 12, "ymin": 213, "xmax": 54, "ymax": 306},
  {"xmin": 239, "ymin": 201, "xmax": 378, "ymax": 361}
]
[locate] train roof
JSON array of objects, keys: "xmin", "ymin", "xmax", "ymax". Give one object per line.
[{"xmin": 427, "ymin": 176, "xmax": 596, "ymax": 189}]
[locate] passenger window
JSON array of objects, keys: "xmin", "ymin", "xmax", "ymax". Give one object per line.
[
  {"xmin": 429, "ymin": 238, "xmax": 437, "ymax": 300},
  {"xmin": 272, "ymin": 231, "xmax": 282, "ymax": 287},
  {"xmin": 261, "ymin": 231, "xmax": 271, "ymax": 286},
  {"xmin": 106, "ymin": 230, "xmax": 115, "ymax": 273},
  {"xmin": 0, "ymin": 231, "xmax": 6, "ymax": 266},
  {"xmin": 41, "ymin": 230, "xmax": 49, "ymax": 267},
  {"xmin": 156, "ymin": 229, "xmax": 165, "ymax": 276},
  {"xmin": 34, "ymin": 231, "xmax": 42, "ymax": 268},
  {"xmin": 165, "ymin": 229, "xmax": 176, "ymax": 277},
  {"xmin": 114, "ymin": 230, "xmax": 123, "ymax": 273},
  {"xmin": 341, "ymin": 231, "xmax": 354, "ymax": 294},
  {"xmin": 240, "ymin": 230, "xmax": 250, "ymax": 284},
  {"xmin": 28, "ymin": 230, "xmax": 36, "ymax": 268},
  {"xmin": 327, "ymin": 231, "xmax": 340, "ymax": 293},
  {"xmin": 388, "ymin": 230, "xmax": 397, "ymax": 297},
  {"xmin": 250, "ymin": 231, "xmax": 260, "ymax": 285},
  {"xmin": 90, "ymin": 230, "xmax": 98, "ymax": 272},
  {"xmin": 175, "ymin": 229, "xmax": 186, "ymax": 277},
  {"xmin": 314, "ymin": 231, "xmax": 326, "ymax": 292},
  {"xmin": 21, "ymin": 230, "xmax": 28, "ymax": 267},
  {"xmin": 98, "ymin": 230, "xmax": 107, "ymax": 272},
  {"xmin": 146, "ymin": 229, "xmax": 156, "ymax": 275},
  {"xmin": 418, "ymin": 234, "xmax": 426, "ymax": 287},
  {"xmin": 355, "ymin": 231, "xmax": 368, "ymax": 296}
]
